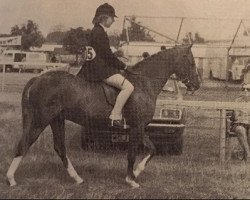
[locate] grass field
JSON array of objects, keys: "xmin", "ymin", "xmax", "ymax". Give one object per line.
[{"xmin": 0, "ymin": 72, "xmax": 250, "ymax": 199}]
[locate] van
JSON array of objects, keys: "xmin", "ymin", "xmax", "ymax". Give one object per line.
[{"xmin": 1, "ymin": 50, "xmax": 47, "ymax": 73}]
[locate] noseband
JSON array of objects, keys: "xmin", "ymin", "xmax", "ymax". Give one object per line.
[
  {"xmin": 182, "ymin": 73, "xmax": 199, "ymax": 93},
  {"xmin": 182, "ymin": 77, "xmax": 190, "ymax": 85}
]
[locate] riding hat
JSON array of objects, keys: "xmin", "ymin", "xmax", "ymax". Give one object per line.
[{"xmin": 94, "ymin": 3, "xmax": 117, "ymax": 19}]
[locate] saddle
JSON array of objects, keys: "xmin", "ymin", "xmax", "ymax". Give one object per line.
[{"xmin": 101, "ymin": 82, "xmax": 118, "ymax": 106}]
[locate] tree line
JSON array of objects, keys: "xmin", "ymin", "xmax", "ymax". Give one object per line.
[{"xmin": 1, "ymin": 18, "xmax": 206, "ymax": 59}]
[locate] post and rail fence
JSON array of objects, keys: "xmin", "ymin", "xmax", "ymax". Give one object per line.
[
  {"xmin": 157, "ymin": 99, "xmax": 250, "ymax": 166},
  {"xmin": 0, "ymin": 61, "xmax": 70, "ymax": 91}
]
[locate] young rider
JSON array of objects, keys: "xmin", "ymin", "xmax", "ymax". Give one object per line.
[{"xmin": 83, "ymin": 3, "xmax": 134, "ymax": 128}]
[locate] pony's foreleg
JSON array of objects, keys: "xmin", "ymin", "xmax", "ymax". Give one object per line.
[
  {"xmin": 133, "ymin": 135, "xmax": 156, "ymax": 178},
  {"xmin": 133, "ymin": 154, "xmax": 151, "ymax": 178},
  {"xmin": 126, "ymin": 132, "xmax": 140, "ymax": 188},
  {"xmin": 50, "ymin": 115, "xmax": 83, "ymax": 184},
  {"xmin": 66, "ymin": 156, "xmax": 83, "ymax": 184}
]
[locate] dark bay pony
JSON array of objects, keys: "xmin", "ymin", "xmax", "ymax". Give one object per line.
[{"xmin": 7, "ymin": 44, "xmax": 200, "ymax": 188}]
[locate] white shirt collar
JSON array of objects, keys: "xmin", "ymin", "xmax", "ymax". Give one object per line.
[{"xmin": 99, "ymin": 23, "xmax": 108, "ymax": 32}]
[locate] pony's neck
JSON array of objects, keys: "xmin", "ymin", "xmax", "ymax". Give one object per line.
[
  {"xmin": 129, "ymin": 73, "xmax": 171, "ymax": 99},
  {"xmin": 128, "ymin": 51, "xmax": 173, "ymax": 99}
]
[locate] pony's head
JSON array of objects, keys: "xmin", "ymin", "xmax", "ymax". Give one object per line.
[
  {"xmin": 170, "ymin": 44, "xmax": 200, "ymax": 93},
  {"xmin": 129, "ymin": 44, "xmax": 200, "ymax": 94}
]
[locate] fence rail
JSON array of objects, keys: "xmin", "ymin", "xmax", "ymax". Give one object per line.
[
  {"xmin": 157, "ymin": 99, "xmax": 250, "ymax": 111},
  {"xmin": 0, "ymin": 61, "xmax": 70, "ymax": 91},
  {"xmin": 158, "ymin": 99, "xmax": 249, "ymax": 165},
  {"xmin": 0, "ymin": 61, "xmax": 69, "ymax": 67}
]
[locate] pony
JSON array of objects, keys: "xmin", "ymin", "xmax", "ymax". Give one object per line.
[{"xmin": 6, "ymin": 44, "xmax": 200, "ymax": 188}]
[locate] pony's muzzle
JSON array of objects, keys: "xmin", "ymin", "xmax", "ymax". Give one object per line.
[{"xmin": 186, "ymin": 83, "xmax": 199, "ymax": 94}]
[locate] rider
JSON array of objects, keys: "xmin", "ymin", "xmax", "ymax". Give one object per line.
[{"xmin": 83, "ymin": 3, "xmax": 134, "ymax": 128}]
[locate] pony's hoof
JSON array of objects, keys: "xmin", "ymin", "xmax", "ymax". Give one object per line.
[
  {"xmin": 10, "ymin": 182, "xmax": 17, "ymax": 187},
  {"xmin": 125, "ymin": 176, "xmax": 140, "ymax": 188},
  {"xmin": 7, "ymin": 177, "xmax": 16, "ymax": 187},
  {"xmin": 76, "ymin": 177, "xmax": 84, "ymax": 184}
]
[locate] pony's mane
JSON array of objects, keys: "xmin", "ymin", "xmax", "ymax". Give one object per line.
[{"xmin": 132, "ymin": 46, "xmax": 176, "ymax": 70}]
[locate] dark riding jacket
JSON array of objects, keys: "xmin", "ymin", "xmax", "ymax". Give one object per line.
[{"xmin": 82, "ymin": 23, "xmax": 126, "ymax": 81}]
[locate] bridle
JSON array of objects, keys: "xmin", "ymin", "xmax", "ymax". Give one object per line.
[{"xmin": 176, "ymin": 51, "xmax": 199, "ymax": 93}]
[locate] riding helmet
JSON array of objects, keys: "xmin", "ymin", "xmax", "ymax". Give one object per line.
[{"xmin": 94, "ymin": 3, "xmax": 118, "ymax": 19}]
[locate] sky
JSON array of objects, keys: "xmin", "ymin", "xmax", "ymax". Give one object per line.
[{"xmin": 1, "ymin": 0, "xmax": 250, "ymax": 40}]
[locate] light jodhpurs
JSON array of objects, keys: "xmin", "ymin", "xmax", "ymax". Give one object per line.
[{"xmin": 104, "ymin": 73, "xmax": 134, "ymax": 120}]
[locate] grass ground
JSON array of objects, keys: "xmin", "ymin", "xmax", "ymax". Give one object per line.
[{"xmin": 0, "ymin": 72, "xmax": 249, "ymax": 199}]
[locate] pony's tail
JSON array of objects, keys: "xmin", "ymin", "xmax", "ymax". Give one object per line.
[
  {"xmin": 21, "ymin": 77, "xmax": 37, "ymax": 132},
  {"xmin": 21, "ymin": 77, "xmax": 36, "ymax": 108}
]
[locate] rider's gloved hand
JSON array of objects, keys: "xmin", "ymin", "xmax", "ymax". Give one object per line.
[
  {"xmin": 121, "ymin": 65, "xmax": 139, "ymax": 75},
  {"xmin": 125, "ymin": 65, "xmax": 139, "ymax": 75},
  {"xmin": 120, "ymin": 65, "xmax": 127, "ymax": 74}
]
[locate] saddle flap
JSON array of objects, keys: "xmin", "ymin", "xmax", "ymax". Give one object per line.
[{"xmin": 101, "ymin": 83, "xmax": 119, "ymax": 106}]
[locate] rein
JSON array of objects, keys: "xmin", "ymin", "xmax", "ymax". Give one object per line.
[
  {"xmin": 120, "ymin": 69, "xmax": 167, "ymax": 87},
  {"xmin": 124, "ymin": 69, "xmax": 168, "ymax": 80}
]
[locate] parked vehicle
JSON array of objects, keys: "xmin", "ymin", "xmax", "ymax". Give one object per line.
[
  {"xmin": 81, "ymin": 77, "xmax": 186, "ymax": 155},
  {"xmin": 0, "ymin": 50, "xmax": 47, "ymax": 73},
  {"xmin": 227, "ymin": 57, "xmax": 247, "ymax": 82}
]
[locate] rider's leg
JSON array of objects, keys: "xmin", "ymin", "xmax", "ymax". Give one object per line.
[{"xmin": 104, "ymin": 74, "xmax": 134, "ymax": 120}]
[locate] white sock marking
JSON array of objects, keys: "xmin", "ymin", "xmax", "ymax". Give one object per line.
[
  {"xmin": 66, "ymin": 156, "xmax": 83, "ymax": 184},
  {"xmin": 125, "ymin": 176, "xmax": 140, "ymax": 188},
  {"xmin": 6, "ymin": 156, "xmax": 23, "ymax": 186},
  {"xmin": 133, "ymin": 154, "xmax": 151, "ymax": 178}
]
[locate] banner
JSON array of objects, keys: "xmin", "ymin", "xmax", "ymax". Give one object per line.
[{"xmin": 0, "ymin": 36, "xmax": 21, "ymax": 46}]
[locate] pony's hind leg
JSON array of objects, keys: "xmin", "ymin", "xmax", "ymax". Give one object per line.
[
  {"xmin": 50, "ymin": 114, "xmax": 83, "ymax": 184},
  {"xmin": 133, "ymin": 135, "xmax": 156, "ymax": 179},
  {"xmin": 6, "ymin": 126, "xmax": 45, "ymax": 186}
]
